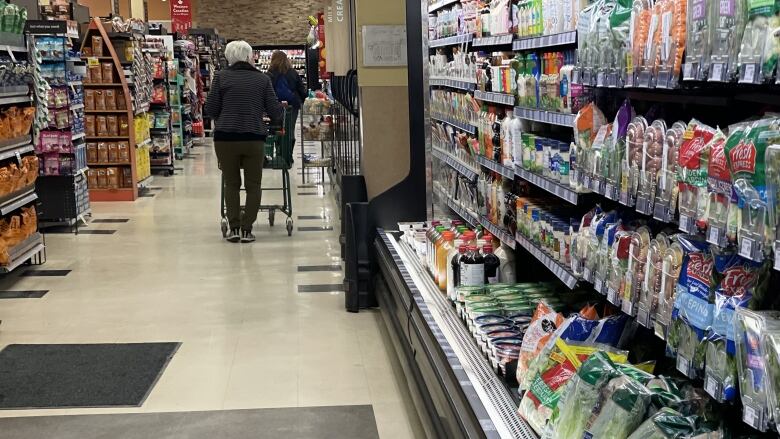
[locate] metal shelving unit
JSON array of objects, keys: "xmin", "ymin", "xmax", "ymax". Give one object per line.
[
  {"xmin": 476, "ymin": 155, "xmax": 514, "ymax": 179},
  {"xmin": 429, "ymin": 78, "xmax": 477, "ymax": 92},
  {"xmin": 514, "ymin": 166, "xmax": 580, "ymax": 205},
  {"xmin": 512, "ymin": 31, "xmax": 576, "ymax": 51},
  {"xmin": 430, "ymin": 114, "xmax": 477, "ymax": 135},
  {"xmin": 473, "ymin": 90, "xmax": 515, "ymax": 106},
  {"xmin": 513, "ymin": 107, "xmax": 575, "ymax": 127},
  {"xmin": 431, "ymin": 147, "xmax": 478, "ymax": 182},
  {"xmin": 429, "ymin": 34, "xmax": 473, "ymax": 48}
]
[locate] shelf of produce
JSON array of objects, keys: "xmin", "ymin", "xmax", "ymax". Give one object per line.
[
  {"xmin": 513, "ymin": 107, "xmax": 575, "ymax": 127},
  {"xmin": 512, "ymin": 31, "xmax": 577, "ymax": 51},
  {"xmin": 88, "ymin": 187, "xmax": 135, "ymax": 202},
  {"xmin": 479, "ymin": 216, "xmax": 516, "ymax": 250},
  {"xmin": 375, "ymin": 230, "xmax": 537, "ymax": 439},
  {"xmin": 0, "ymin": 136, "xmax": 33, "ymax": 160},
  {"xmin": 476, "ymin": 155, "xmax": 514, "ymax": 179},
  {"xmin": 515, "ymin": 166, "xmax": 580, "ymax": 205},
  {"xmin": 515, "ymin": 232, "xmax": 579, "ymax": 289},
  {"xmin": 432, "ymin": 147, "xmax": 479, "ymax": 181},
  {"xmin": 0, "ymin": 186, "xmax": 38, "ymax": 215},
  {"xmin": 472, "ymin": 34, "xmax": 514, "ymax": 48},
  {"xmin": 474, "ymin": 90, "xmax": 515, "ymax": 106},
  {"xmin": 429, "ymin": 34, "xmax": 474, "ymax": 48},
  {"xmin": 427, "ymin": 0, "xmax": 459, "ymax": 12},
  {"xmin": 429, "ymin": 78, "xmax": 477, "ymax": 92},
  {"xmin": 0, "ymin": 233, "xmax": 45, "ymax": 274},
  {"xmin": 430, "ymin": 114, "xmax": 477, "ymax": 135}
]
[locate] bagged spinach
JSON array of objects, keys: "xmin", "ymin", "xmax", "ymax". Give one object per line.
[{"xmin": 626, "ymin": 407, "xmax": 698, "ymax": 439}]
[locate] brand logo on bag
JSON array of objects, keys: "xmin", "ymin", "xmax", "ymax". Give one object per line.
[
  {"xmin": 720, "ymin": 266, "xmax": 757, "ymax": 296},
  {"xmin": 730, "ymin": 140, "xmax": 757, "ymax": 175},
  {"xmin": 686, "ymin": 253, "xmax": 714, "ymax": 285},
  {"xmin": 708, "ymin": 138, "xmax": 729, "ymax": 180}
]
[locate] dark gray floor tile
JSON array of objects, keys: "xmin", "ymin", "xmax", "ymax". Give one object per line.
[
  {"xmin": 0, "ymin": 406, "xmax": 379, "ymax": 439},
  {"xmin": 298, "ymin": 226, "xmax": 333, "ymax": 232},
  {"xmin": 78, "ymin": 230, "xmax": 118, "ymax": 234},
  {"xmin": 298, "ymin": 283, "xmax": 344, "ymax": 293},
  {"xmin": 297, "ymin": 265, "xmax": 342, "ymax": 272},
  {"xmin": 297, "ymin": 192, "xmax": 322, "ymax": 196},
  {"xmin": 91, "ymin": 219, "xmax": 130, "ymax": 223},
  {"xmin": 21, "ymin": 269, "xmax": 70, "ymax": 277},
  {"xmin": 297, "ymin": 215, "xmax": 324, "ymax": 220},
  {"xmin": 0, "ymin": 290, "xmax": 48, "ymax": 299},
  {"xmin": 139, "ymin": 194, "xmax": 156, "ymax": 198}
]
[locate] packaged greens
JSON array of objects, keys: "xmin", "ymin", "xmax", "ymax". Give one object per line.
[
  {"xmin": 582, "ymin": 372, "xmax": 653, "ymax": 438},
  {"xmin": 669, "ymin": 235, "xmax": 714, "ymax": 378},
  {"xmin": 733, "ymin": 308, "xmax": 780, "ymax": 432},
  {"xmin": 708, "ymin": 0, "xmax": 748, "ymax": 81},
  {"xmin": 736, "ymin": 0, "xmax": 780, "ymax": 83},
  {"xmin": 683, "ymin": 0, "xmax": 714, "ymax": 80},
  {"xmin": 762, "ymin": 331, "xmax": 780, "ymax": 435},
  {"xmin": 677, "ymin": 120, "xmax": 716, "ymax": 233},
  {"xmin": 627, "ymin": 407, "xmax": 697, "ymax": 439},
  {"xmin": 638, "ymin": 233, "xmax": 670, "ymax": 328},
  {"xmin": 516, "ymin": 301, "xmax": 565, "ymax": 388},
  {"xmin": 655, "ymin": 239, "xmax": 684, "ymax": 340},
  {"xmin": 546, "ymin": 351, "xmax": 622, "ymax": 439}
]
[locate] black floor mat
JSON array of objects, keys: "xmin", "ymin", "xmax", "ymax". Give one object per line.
[{"xmin": 0, "ymin": 343, "xmax": 180, "ymax": 409}]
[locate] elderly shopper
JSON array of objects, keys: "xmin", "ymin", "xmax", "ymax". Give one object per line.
[{"xmin": 205, "ymin": 40, "xmax": 283, "ymax": 243}]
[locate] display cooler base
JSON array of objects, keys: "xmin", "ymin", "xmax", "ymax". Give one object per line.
[{"xmin": 374, "ymin": 229, "xmax": 536, "ymax": 439}]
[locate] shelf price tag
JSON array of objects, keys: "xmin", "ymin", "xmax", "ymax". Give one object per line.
[
  {"xmin": 743, "ymin": 403, "xmax": 764, "ymax": 431},
  {"xmin": 740, "ymin": 63, "xmax": 758, "ymax": 84},
  {"xmin": 607, "ymin": 287, "xmax": 619, "ymax": 305},
  {"xmin": 775, "ymin": 241, "xmax": 780, "ymax": 271},
  {"xmin": 583, "ymin": 266, "xmax": 593, "ymax": 282},
  {"xmin": 739, "ymin": 237, "xmax": 754, "ymax": 260},
  {"xmin": 87, "ymin": 56, "xmax": 99, "ymax": 67},
  {"xmin": 683, "ymin": 63, "xmax": 694, "ymax": 80},
  {"xmin": 709, "ymin": 62, "xmax": 725, "ymax": 82},
  {"xmin": 596, "ymin": 71, "xmax": 606, "ymax": 87},
  {"xmin": 604, "ymin": 182, "xmax": 615, "ymax": 199},
  {"xmin": 636, "ymin": 307, "xmax": 651, "ymax": 328},
  {"xmin": 707, "ymin": 225, "xmax": 725, "ymax": 247},
  {"xmin": 594, "ymin": 277, "xmax": 604, "ymax": 294},
  {"xmin": 704, "ymin": 372, "xmax": 723, "ymax": 402},
  {"xmin": 621, "ymin": 298, "xmax": 634, "ymax": 316},
  {"xmin": 679, "ymin": 214, "xmax": 693, "ymax": 233},
  {"xmin": 676, "ymin": 354, "xmax": 693, "ymax": 378}
]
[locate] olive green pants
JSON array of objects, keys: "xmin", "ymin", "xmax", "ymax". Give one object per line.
[{"xmin": 215, "ymin": 140, "xmax": 265, "ymax": 231}]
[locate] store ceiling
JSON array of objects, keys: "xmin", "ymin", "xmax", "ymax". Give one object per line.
[{"xmin": 195, "ymin": 0, "xmax": 329, "ymax": 45}]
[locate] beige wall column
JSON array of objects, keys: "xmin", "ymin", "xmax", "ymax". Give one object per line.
[
  {"xmin": 353, "ymin": 0, "xmax": 409, "ymax": 200},
  {"xmin": 129, "ymin": 0, "xmax": 144, "ymax": 19}
]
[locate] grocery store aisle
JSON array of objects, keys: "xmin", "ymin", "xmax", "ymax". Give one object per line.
[{"xmin": 0, "ymin": 139, "xmax": 424, "ymax": 439}]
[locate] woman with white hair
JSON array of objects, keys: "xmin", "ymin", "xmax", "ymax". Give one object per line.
[{"xmin": 205, "ymin": 40, "xmax": 283, "ymax": 243}]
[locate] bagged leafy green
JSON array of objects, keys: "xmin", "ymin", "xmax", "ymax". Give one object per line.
[
  {"xmin": 626, "ymin": 407, "xmax": 697, "ymax": 439},
  {"xmin": 546, "ymin": 352, "xmax": 621, "ymax": 439},
  {"xmin": 734, "ymin": 308, "xmax": 780, "ymax": 432},
  {"xmin": 669, "ymin": 235, "xmax": 714, "ymax": 378},
  {"xmin": 582, "ymin": 373, "xmax": 652, "ymax": 439},
  {"xmin": 761, "ymin": 331, "xmax": 780, "ymax": 435}
]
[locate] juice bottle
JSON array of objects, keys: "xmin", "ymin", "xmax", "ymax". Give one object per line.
[
  {"xmin": 484, "ymin": 245, "xmax": 501, "ymax": 283},
  {"xmin": 447, "ymin": 241, "xmax": 466, "ymax": 299},
  {"xmin": 461, "ymin": 245, "xmax": 486, "ymax": 286},
  {"xmin": 429, "ymin": 225, "xmax": 445, "ymax": 279},
  {"xmin": 437, "ymin": 231, "xmax": 455, "ymax": 291},
  {"xmin": 425, "ymin": 221, "xmax": 441, "ymax": 270}
]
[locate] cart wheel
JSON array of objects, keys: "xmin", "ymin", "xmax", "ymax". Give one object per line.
[
  {"xmin": 286, "ymin": 218, "xmax": 293, "ymax": 236},
  {"xmin": 220, "ymin": 218, "xmax": 228, "ymax": 237},
  {"xmin": 269, "ymin": 209, "xmax": 275, "ymax": 227}
]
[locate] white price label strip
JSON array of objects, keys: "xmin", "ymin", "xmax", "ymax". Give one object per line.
[
  {"xmin": 740, "ymin": 238, "xmax": 753, "ymax": 259},
  {"xmin": 676, "ymin": 355, "xmax": 691, "ymax": 377}
]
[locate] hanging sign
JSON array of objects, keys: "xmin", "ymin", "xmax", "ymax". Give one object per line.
[{"xmin": 170, "ymin": 0, "xmax": 193, "ymax": 34}]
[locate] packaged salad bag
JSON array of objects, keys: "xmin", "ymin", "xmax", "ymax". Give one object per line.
[
  {"xmin": 677, "ymin": 120, "xmax": 716, "ymax": 234},
  {"xmin": 736, "ymin": 0, "xmax": 780, "ymax": 84},
  {"xmin": 516, "ymin": 301, "xmax": 566, "ymax": 386},
  {"xmin": 626, "ymin": 407, "xmax": 698, "ymax": 439},
  {"xmin": 734, "ymin": 308, "xmax": 780, "ymax": 432},
  {"xmin": 704, "ymin": 248, "xmax": 768, "ymax": 403},
  {"xmin": 667, "ymin": 235, "xmax": 714, "ymax": 378},
  {"xmin": 581, "ymin": 370, "xmax": 653, "ymax": 438}
]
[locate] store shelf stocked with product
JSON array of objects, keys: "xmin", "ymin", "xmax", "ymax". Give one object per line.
[
  {"xmin": 412, "ymin": 0, "xmax": 780, "ymax": 435},
  {"xmin": 253, "ymin": 47, "xmax": 305, "ymax": 77},
  {"xmin": 79, "ymin": 18, "xmax": 146, "ymax": 201}
]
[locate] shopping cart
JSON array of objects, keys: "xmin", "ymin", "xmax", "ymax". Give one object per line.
[{"xmin": 220, "ymin": 109, "xmax": 296, "ymax": 237}]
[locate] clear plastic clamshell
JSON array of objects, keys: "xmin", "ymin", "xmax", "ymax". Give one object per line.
[
  {"xmin": 623, "ymin": 116, "xmax": 648, "ymax": 204},
  {"xmin": 735, "ymin": 309, "xmax": 780, "ymax": 432},
  {"xmin": 654, "ymin": 239, "xmax": 683, "ymax": 339},
  {"xmin": 708, "ymin": 0, "xmax": 747, "ymax": 81},
  {"xmin": 638, "ymin": 120, "xmax": 667, "ymax": 212},
  {"xmin": 638, "ymin": 233, "xmax": 670, "ymax": 327},
  {"xmin": 622, "ymin": 226, "xmax": 651, "ymax": 316}
]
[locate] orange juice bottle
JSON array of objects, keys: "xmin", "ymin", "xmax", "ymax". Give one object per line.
[{"xmin": 437, "ymin": 231, "xmax": 455, "ymax": 291}]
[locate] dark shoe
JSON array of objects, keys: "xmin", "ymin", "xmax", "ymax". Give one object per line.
[
  {"xmin": 240, "ymin": 230, "xmax": 256, "ymax": 243},
  {"xmin": 226, "ymin": 228, "xmax": 240, "ymax": 243}
]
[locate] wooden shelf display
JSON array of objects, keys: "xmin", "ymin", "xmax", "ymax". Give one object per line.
[{"xmin": 80, "ymin": 18, "xmax": 139, "ymax": 202}]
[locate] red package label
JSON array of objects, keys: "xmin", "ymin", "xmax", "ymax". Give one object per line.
[{"xmin": 729, "ymin": 139, "xmax": 757, "ymax": 175}]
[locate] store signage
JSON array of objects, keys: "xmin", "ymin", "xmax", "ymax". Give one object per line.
[
  {"xmin": 25, "ymin": 20, "xmax": 67, "ymax": 34},
  {"xmin": 325, "ymin": 0, "xmax": 351, "ymax": 75},
  {"xmin": 170, "ymin": 0, "xmax": 192, "ymax": 34}
]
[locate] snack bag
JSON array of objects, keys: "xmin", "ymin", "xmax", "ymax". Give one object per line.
[
  {"xmin": 516, "ymin": 301, "xmax": 565, "ymax": 387},
  {"xmin": 668, "ymin": 235, "xmax": 713, "ymax": 378}
]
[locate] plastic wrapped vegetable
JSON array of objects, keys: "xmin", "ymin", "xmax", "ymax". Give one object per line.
[
  {"xmin": 708, "ymin": 0, "xmax": 748, "ymax": 81},
  {"xmin": 621, "ymin": 226, "xmax": 651, "ymax": 316},
  {"xmin": 734, "ymin": 308, "xmax": 780, "ymax": 432},
  {"xmin": 623, "ymin": 116, "xmax": 648, "ymax": 204},
  {"xmin": 677, "ymin": 120, "xmax": 715, "ymax": 233},
  {"xmin": 657, "ymin": 122, "xmax": 686, "ymax": 218},
  {"xmin": 736, "ymin": 0, "xmax": 780, "ymax": 83},
  {"xmin": 627, "ymin": 407, "xmax": 697, "ymax": 439},
  {"xmin": 637, "ymin": 233, "xmax": 670, "ymax": 327},
  {"xmin": 683, "ymin": 0, "xmax": 713, "ymax": 80},
  {"xmin": 703, "ymin": 129, "xmax": 731, "ymax": 242},
  {"xmin": 653, "ymin": 0, "xmax": 687, "ymax": 87},
  {"xmin": 582, "ymin": 373, "xmax": 653, "ymax": 438},
  {"xmin": 655, "ymin": 238, "xmax": 683, "ymax": 341},
  {"xmin": 762, "ymin": 331, "xmax": 780, "ymax": 435},
  {"xmin": 516, "ymin": 301, "xmax": 565, "ymax": 388},
  {"xmin": 669, "ymin": 235, "xmax": 714, "ymax": 377},
  {"xmin": 547, "ymin": 351, "xmax": 622, "ymax": 439}
]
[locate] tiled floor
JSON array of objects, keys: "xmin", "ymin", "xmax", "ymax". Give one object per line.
[{"xmin": 0, "ymin": 138, "xmax": 424, "ymax": 438}]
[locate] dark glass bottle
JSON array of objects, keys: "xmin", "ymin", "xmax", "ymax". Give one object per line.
[
  {"xmin": 460, "ymin": 245, "xmax": 485, "ymax": 286},
  {"xmin": 483, "ymin": 244, "xmax": 500, "ymax": 284},
  {"xmin": 451, "ymin": 245, "xmax": 467, "ymax": 289}
]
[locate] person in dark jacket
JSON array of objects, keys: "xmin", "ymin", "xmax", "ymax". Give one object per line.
[
  {"xmin": 267, "ymin": 50, "xmax": 306, "ymax": 143},
  {"xmin": 205, "ymin": 40, "xmax": 283, "ymax": 243}
]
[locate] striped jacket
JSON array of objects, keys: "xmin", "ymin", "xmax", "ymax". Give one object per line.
[{"xmin": 204, "ymin": 62, "xmax": 283, "ymax": 141}]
